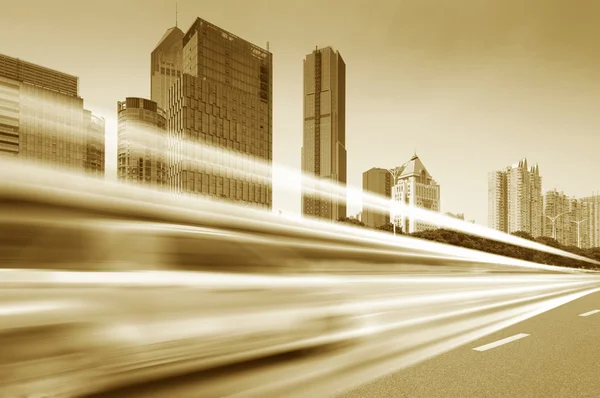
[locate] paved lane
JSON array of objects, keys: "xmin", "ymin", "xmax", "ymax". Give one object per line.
[{"xmin": 341, "ymin": 289, "xmax": 600, "ymax": 398}]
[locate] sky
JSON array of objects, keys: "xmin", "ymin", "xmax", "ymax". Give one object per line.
[{"xmin": 1, "ymin": 0, "xmax": 599, "ymax": 225}]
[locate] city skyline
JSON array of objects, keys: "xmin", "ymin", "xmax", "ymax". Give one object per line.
[{"xmin": 2, "ymin": 1, "xmax": 600, "ymax": 225}]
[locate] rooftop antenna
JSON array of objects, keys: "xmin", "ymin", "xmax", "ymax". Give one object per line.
[
  {"xmin": 175, "ymin": 1, "xmax": 178, "ymax": 28},
  {"xmin": 267, "ymin": 41, "xmax": 269, "ymax": 51}
]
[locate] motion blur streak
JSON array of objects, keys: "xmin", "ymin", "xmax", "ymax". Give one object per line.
[
  {"xmin": 1, "ymin": 156, "xmax": 600, "ymax": 396},
  {"xmin": 7, "ymin": 110, "xmax": 594, "ymax": 266},
  {"xmin": 223, "ymin": 287, "xmax": 600, "ymax": 398},
  {"xmin": 64, "ymin": 120, "xmax": 596, "ymax": 266}
]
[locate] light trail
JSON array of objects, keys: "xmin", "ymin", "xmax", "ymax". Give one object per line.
[
  {"xmin": 108, "ymin": 124, "xmax": 599, "ymax": 267},
  {"xmin": 1, "ymin": 156, "xmax": 598, "ymax": 274}
]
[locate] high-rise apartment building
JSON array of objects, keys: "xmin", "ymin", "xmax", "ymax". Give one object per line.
[
  {"xmin": 0, "ymin": 53, "xmax": 105, "ymax": 174},
  {"xmin": 488, "ymin": 171, "xmax": 508, "ymax": 232},
  {"xmin": 167, "ymin": 18, "xmax": 272, "ymax": 209},
  {"xmin": 362, "ymin": 167, "xmax": 392, "ymax": 228},
  {"xmin": 117, "ymin": 98, "xmax": 167, "ymax": 189},
  {"xmin": 529, "ymin": 164, "xmax": 544, "ymax": 237},
  {"xmin": 301, "ymin": 47, "xmax": 347, "ymax": 221},
  {"xmin": 151, "ymin": 26, "xmax": 184, "ymax": 111},
  {"xmin": 488, "ymin": 158, "xmax": 543, "ymax": 236},
  {"xmin": 567, "ymin": 198, "xmax": 593, "ymax": 248},
  {"xmin": 543, "ymin": 189, "xmax": 571, "ymax": 245},
  {"xmin": 581, "ymin": 194, "xmax": 600, "ymax": 248},
  {"xmin": 392, "ymin": 154, "xmax": 440, "ymax": 234}
]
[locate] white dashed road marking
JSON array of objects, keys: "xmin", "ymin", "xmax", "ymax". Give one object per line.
[
  {"xmin": 473, "ymin": 333, "xmax": 530, "ymax": 352},
  {"xmin": 579, "ymin": 309, "xmax": 600, "ymax": 317}
]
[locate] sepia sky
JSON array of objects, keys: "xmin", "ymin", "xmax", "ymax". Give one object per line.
[{"xmin": 1, "ymin": 0, "xmax": 599, "ymax": 225}]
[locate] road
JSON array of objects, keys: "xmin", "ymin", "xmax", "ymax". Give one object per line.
[
  {"xmin": 341, "ymin": 289, "xmax": 600, "ymax": 398},
  {"xmin": 87, "ymin": 274, "xmax": 600, "ymax": 398}
]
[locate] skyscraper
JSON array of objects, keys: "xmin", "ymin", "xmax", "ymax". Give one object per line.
[
  {"xmin": 151, "ymin": 26, "xmax": 184, "ymax": 111},
  {"xmin": 488, "ymin": 158, "xmax": 543, "ymax": 236},
  {"xmin": 167, "ymin": 18, "xmax": 272, "ymax": 209},
  {"xmin": 0, "ymin": 53, "xmax": 105, "ymax": 175},
  {"xmin": 392, "ymin": 154, "xmax": 440, "ymax": 234},
  {"xmin": 362, "ymin": 167, "xmax": 392, "ymax": 228},
  {"xmin": 117, "ymin": 97, "xmax": 167, "ymax": 189},
  {"xmin": 301, "ymin": 46, "xmax": 347, "ymax": 221}
]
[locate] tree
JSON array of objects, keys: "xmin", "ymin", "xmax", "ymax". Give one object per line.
[
  {"xmin": 377, "ymin": 222, "xmax": 401, "ymax": 234},
  {"xmin": 337, "ymin": 217, "xmax": 366, "ymax": 228},
  {"xmin": 511, "ymin": 231, "xmax": 535, "ymax": 241}
]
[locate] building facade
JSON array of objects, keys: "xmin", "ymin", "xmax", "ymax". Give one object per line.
[
  {"xmin": 392, "ymin": 154, "xmax": 440, "ymax": 234},
  {"xmin": 167, "ymin": 18, "xmax": 273, "ymax": 209},
  {"xmin": 488, "ymin": 158, "xmax": 543, "ymax": 237},
  {"xmin": 488, "ymin": 170, "xmax": 508, "ymax": 232},
  {"xmin": 151, "ymin": 27, "xmax": 184, "ymax": 112},
  {"xmin": 362, "ymin": 167, "xmax": 392, "ymax": 228},
  {"xmin": 117, "ymin": 98, "xmax": 167, "ymax": 189},
  {"xmin": 581, "ymin": 194, "xmax": 600, "ymax": 248},
  {"xmin": 84, "ymin": 110, "xmax": 106, "ymax": 176},
  {"xmin": 301, "ymin": 46, "xmax": 347, "ymax": 221},
  {"xmin": 543, "ymin": 189, "xmax": 571, "ymax": 245},
  {"xmin": 0, "ymin": 53, "xmax": 105, "ymax": 174}
]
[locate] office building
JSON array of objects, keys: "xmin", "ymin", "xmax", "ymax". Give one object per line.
[
  {"xmin": 117, "ymin": 97, "xmax": 167, "ymax": 189},
  {"xmin": 362, "ymin": 167, "xmax": 392, "ymax": 228},
  {"xmin": 488, "ymin": 158, "xmax": 543, "ymax": 236},
  {"xmin": 301, "ymin": 46, "xmax": 347, "ymax": 221},
  {"xmin": 167, "ymin": 18, "xmax": 272, "ymax": 209},
  {"xmin": 0, "ymin": 53, "xmax": 105, "ymax": 174},
  {"xmin": 151, "ymin": 26, "xmax": 184, "ymax": 111},
  {"xmin": 392, "ymin": 154, "xmax": 440, "ymax": 234}
]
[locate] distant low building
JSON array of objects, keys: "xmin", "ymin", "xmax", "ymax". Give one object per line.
[{"xmin": 362, "ymin": 167, "xmax": 392, "ymax": 228}]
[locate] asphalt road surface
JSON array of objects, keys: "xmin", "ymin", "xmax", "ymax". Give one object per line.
[{"xmin": 341, "ymin": 289, "xmax": 600, "ymax": 398}]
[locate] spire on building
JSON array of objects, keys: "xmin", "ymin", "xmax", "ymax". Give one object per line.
[{"xmin": 175, "ymin": 1, "xmax": 178, "ymax": 28}]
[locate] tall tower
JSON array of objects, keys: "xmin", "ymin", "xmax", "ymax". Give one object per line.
[
  {"xmin": 167, "ymin": 18, "xmax": 273, "ymax": 209},
  {"xmin": 301, "ymin": 47, "xmax": 347, "ymax": 221},
  {"xmin": 117, "ymin": 97, "xmax": 167, "ymax": 189},
  {"xmin": 151, "ymin": 27, "xmax": 184, "ymax": 112}
]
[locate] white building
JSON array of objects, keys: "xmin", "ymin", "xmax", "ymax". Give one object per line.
[{"xmin": 391, "ymin": 154, "xmax": 440, "ymax": 234}]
